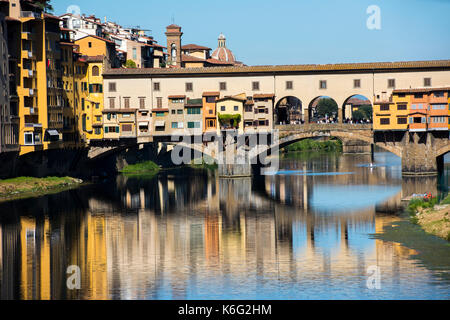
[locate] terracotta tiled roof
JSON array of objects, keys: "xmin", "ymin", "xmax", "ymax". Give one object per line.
[
  {"xmin": 202, "ymin": 91, "xmax": 220, "ymax": 97},
  {"xmin": 253, "ymin": 94, "xmax": 275, "ymax": 99},
  {"xmin": 182, "ymin": 54, "xmax": 206, "ymax": 63},
  {"xmin": 216, "ymin": 96, "xmax": 246, "ymax": 102},
  {"xmin": 168, "ymin": 95, "xmax": 186, "ymax": 99},
  {"xmin": 182, "ymin": 44, "xmax": 211, "ymax": 51},
  {"xmin": 44, "ymin": 13, "xmax": 63, "ymax": 21},
  {"xmin": 166, "ymin": 24, "xmax": 181, "ymax": 29},
  {"xmin": 5, "ymin": 16, "xmax": 21, "ymax": 23},
  {"xmin": 152, "ymin": 108, "xmax": 169, "ymax": 112},
  {"xmin": 76, "ymin": 34, "xmax": 115, "ymax": 45},
  {"xmin": 102, "ymin": 109, "xmax": 137, "ymax": 113},
  {"xmin": 393, "ymin": 87, "xmax": 450, "ymax": 93},
  {"xmin": 104, "ymin": 59, "xmax": 450, "ymax": 77},
  {"xmin": 206, "ymin": 58, "xmax": 234, "ymax": 66},
  {"xmin": 85, "ymin": 55, "xmax": 104, "ymax": 62},
  {"xmin": 346, "ymin": 98, "xmax": 371, "ymax": 105}
]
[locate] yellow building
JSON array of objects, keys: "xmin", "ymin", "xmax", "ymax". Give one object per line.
[
  {"xmin": 216, "ymin": 93, "xmax": 246, "ymax": 134},
  {"xmin": 78, "ymin": 56, "xmax": 105, "ymax": 143},
  {"xmin": 74, "ymin": 35, "xmax": 118, "ymax": 68},
  {"xmin": 373, "ymin": 92, "xmax": 402, "ymax": 131}
]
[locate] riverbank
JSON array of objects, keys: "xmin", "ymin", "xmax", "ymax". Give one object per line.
[
  {"xmin": 282, "ymin": 138, "xmax": 342, "ymax": 153},
  {"xmin": 0, "ymin": 176, "xmax": 83, "ymax": 202},
  {"xmin": 408, "ymin": 195, "xmax": 450, "ymax": 241},
  {"xmin": 119, "ymin": 160, "xmax": 161, "ymax": 176}
]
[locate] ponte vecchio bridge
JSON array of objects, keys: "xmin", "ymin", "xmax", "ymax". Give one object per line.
[{"xmin": 88, "ymin": 59, "xmax": 450, "ymax": 176}]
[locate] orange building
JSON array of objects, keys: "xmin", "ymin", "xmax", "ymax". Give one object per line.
[
  {"xmin": 408, "ymin": 89, "xmax": 429, "ymax": 132},
  {"xmin": 427, "ymin": 88, "xmax": 449, "ymax": 131},
  {"xmin": 202, "ymin": 92, "xmax": 220, "ymax": 133}
]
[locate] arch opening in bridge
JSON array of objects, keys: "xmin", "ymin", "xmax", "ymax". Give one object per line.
[
  {"xmin": 275, "ymin": 96, "xmax": 303, "ymax": 125},
  {"xmin": 342, "ymin": 95, "xmax": 373, "ymax": 124},
  {"xmin": 308, "ymin": 96, "xmax": 338, "ymax": 123}
]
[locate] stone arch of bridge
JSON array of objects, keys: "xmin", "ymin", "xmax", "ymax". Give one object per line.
[
  {"xmin": 274, "ymin": 96, "xmax": 303, "ymax": 125},
  {"xmin": 342, "ymin": 94, "xmax": 373, "ymax": 123},
  {"xmin": 307, "ymin": 96, "xmax": 339, "ymax": 123}
]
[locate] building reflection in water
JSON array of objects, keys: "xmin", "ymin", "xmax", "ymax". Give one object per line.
[{"xmin": 0, "ymin": 153, "xmax": 449, "ymax": 299}]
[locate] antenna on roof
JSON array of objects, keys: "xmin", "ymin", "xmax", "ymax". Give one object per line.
[{"xmin": 171, "ymin": 14, "xmax": 175, "ymax": 24}]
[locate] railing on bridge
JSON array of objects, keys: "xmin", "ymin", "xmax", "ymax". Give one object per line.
[{"xmin": 276, "ymin": 123, "xmax": 373, "ymax": 131}]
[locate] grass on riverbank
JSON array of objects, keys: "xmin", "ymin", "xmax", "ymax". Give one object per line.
[
  {"xmin": 0, "ymin": 176, "xmax": 82, "ymax": 201},
  {"xmin": 189, "ymin": 156, "xmax": 218, "ymax": 171},
  {"xmin": 120, "ymin": 161, "xmax": 161, "ymax": 175},
  {"xmin": 408, "ymin": 194, "xmax": 450, "ymax": 241},
  {"xmin": 282, "ymin": 139, "xmax": 342, "ymax": 153}
]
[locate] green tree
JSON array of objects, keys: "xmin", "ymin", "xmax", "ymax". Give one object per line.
[
  {"xmin": 352, "ymin": 109, "xmax": 365, "ymax": 121},
  {"xmin": 316, "ymin": 98, "xmax": 338, "ymax": 118},
  {"xmin": 36, "ymin": 0, "xmax": 54, "ymax": 13},
  {"xmin": 125, "ymin": 59, "xmax": 137, "ymax": 68},
  {"xmin": 359, "ymin": 105, "xmax": 373, "ymax": 120}
]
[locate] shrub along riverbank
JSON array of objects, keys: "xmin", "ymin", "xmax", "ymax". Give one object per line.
[
  {"xmin": 408, "ymin": 194, "xmax": 450, "ymax": 241},
  {"xmin": 119, "ymin": 161, "xmax": 161, "ymax": 175},
  {"xmin": 282, "ymin": 139, "xmax": 342, "ymax": 153},
  {"xmin": 0, "ymin": 176, "xmax": 83, "ymax": 202}
]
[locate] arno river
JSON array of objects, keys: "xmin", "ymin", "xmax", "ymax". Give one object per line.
[{"xmin": 0, "ymin": 151, "xmax": 449, "ymax": 300}]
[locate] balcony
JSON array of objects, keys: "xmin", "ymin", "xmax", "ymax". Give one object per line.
[
  {"xmin": 20, "ymin": 11, "xmax": 41, "ymax": 19},
  {"xmin": 22, "ymin": 68, "xmax": 35, "ymax": 78},
  {"xmin": 22, "ymin": 49, "xmax": 33, "ymax": 59}
]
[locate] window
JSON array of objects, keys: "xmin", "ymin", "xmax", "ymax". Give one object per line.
[
  {"xmin": 186, "ymin": 82, "xmax": 193, "ymax": 92},
  {"xmin": 187, "ymin": 107, "xmax": 201, "ymax": 114},
  {"xmin": 388, "ymin": 79, "xmax": 395, "ymax": 88},
  {"xmin": 109, "ymin": 98, "xmax": 115, "ymax": 109},
  {"xmin": 156, "ymin": 112, "xmax": 165, "ymax": 117},
  {"xmin": 432, "ymin": 104, "xmax": 446, "ymax": 110},
  {"xmin": 124, "ymin": 97, "xmax": 130, "ymax": 109},
  {"xmin": 92, "ymin": 66, "xmax": 99, "ymax": 76},
  {"xmin": 397, "ymin": 104, "xmax": 407, "ymax": 110},
  {"xmin": 245, "ymin": 106, "xmax": 252, "ymax": 112},
  {"xmin": 319, "ymin": 80, "xmax": 327, "ymax": 89},
  {"xmin": 109, "ymin": 82, "xmax": 116, "ymax": 92},
  {"xmin": 171, "ymin": 110, "xmax": 176, "ymax": 115},
  {"xmin": 286, "ymin": 81, "xmax": 293, "ymax": 90},
  {"xmin": 132, "ymin": 48, "xmax": 137, "ymax": 60},
  {"xmin": 252, "ymin": 81, "xmax": 259, "ymax": 91},
  {"xmin": 354, "ymin": 79, "xmax": 361, "ymax": 88},
  {"xmin": 154, "ymin": 82, "xmax": 160, "ymax": 91},
  {"xmin": 414, "ymin": 93, "xmax": 423, "ymax": 99},
  {"xmin": 380, "ymin": 118, "xmax": 390, "ymax": 125},
  {"xmin": 88, "ymin": 42, "xmax": 92, "ymax": 48},
  {"xmin": 24, "ymin": 132, "xmax": 34, "ymax": 145},
  {"xmin": 221, "ymin": 106, "xmax": 225, "ymax": 111},
  {"xmin": 122, "ymin": 124, "xmax": 132, "ymax": 132},
  {"xmin": 95, "ymin": 103, "xmax": 99, "ymax": 109},
  {"xmin": 206, "ymin": 96, "xmax": 215, "ymax": 103},
  {"xmin": 380, "ymin": 104, "xmax": 390, "ymax": 111},
  {"xmin": 157, "ymin": 97, "xmax": 162, "ymax": 108},
  {"xmin": 424, "ymin": 78, "xmax": 431, "ymax": 87},
  {"xmin": 172, "ymin": 122, "xmax": 178, "ymax": 129},
  {"xmin": 177, "ymin": 109, "xmax": 183, "ymax": 114},
  {"xmin": 434, "ymin": 91, "xmax": 444, "ymax": 98},
  {"xmin": 219, "ymin": 82, "xmax": 227, "ymax": 91},
  {"xmin": 187, "ymin": 122, "xmax": 200, "ymax": 129},
  {"xmin": 234, "ymin": 106, "xmax": 238, "ymax": 111},
  {"xmin": 140, "ymin": 97, "xmax": 146, "ymax": 109},
  {"xmin": 397, "ymin": 117, "xmax": 407, "ymax": 124},
  {"xmin": 89, "ymin": 83, "xmax": 103, "ymax": 93},
  {"xmin": 94, "ymin": 127, "xmax": 101, "ymax": 135}
]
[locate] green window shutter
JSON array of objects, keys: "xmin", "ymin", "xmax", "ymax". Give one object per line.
[
  {"xmin": 89, "ymin": 84, "xmax": 93, "ymax": 93},
  {"xmin": 116, "ymin": 126, "xmax": 119, "ymax": 133},
  {"xmin": 105, "ymin": 127, "xmax": 109, "ymax": 133},
  {"xmin": 99, "ymin": 84, "xmax": 103, "ymax": 93}
]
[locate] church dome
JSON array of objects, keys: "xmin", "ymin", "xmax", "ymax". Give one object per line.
[{"xmin": 211, "ymin": 33, "xmax": 236, "ymax": 64}]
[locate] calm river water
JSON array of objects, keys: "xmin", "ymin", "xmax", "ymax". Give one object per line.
[{"xmin": 0, "ymin": 151, "xmax": 449, "ymax": 300}]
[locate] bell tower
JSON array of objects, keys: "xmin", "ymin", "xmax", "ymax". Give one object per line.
[{"xmin": 165, "ymin": 24, "xmax": 183, "ymax": 66}]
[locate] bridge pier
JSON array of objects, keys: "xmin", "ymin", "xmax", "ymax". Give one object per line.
[
  {"xmin": 342, "ymin": 139, "xmax": 373, "ymax": 154},
  {"xmin": 218, "ymin": 130, "xmax": 252, "ymax": 178},
  {"xmin": 401, "ymin": 132, "xmax": 443, "ymax": 176}
]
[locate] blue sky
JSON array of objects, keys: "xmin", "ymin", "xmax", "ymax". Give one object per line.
[{"xmin": 52, "ymin": 0, "xmax": 450, "ymax": 66}]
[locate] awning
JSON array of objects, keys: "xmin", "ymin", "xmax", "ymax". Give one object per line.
[
  {"xmin": 139, "ymin": 122, "xmax": 149, "ymax": 126},
  {"xmin": 47, "ymin": 130, "xmax": 60, "ymax": 136},
  {"xmin": 155, "ymin": 120, "xmax": 165, "ymax": 127}
]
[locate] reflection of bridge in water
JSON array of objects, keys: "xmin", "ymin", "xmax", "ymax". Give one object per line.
[{"xmin": 0, "ymin": 170, "xmax": 445, "ymax": 299}]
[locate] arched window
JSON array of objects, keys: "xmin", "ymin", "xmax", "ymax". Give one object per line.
[
  {"xmin": 92, "ymin": 66, "xmax": 99, "ymax": 76},
  {"xmin": 171, "ymin": 44, "xmax": 177, "ymax": 62}
]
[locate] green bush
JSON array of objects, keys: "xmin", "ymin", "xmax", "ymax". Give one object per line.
[
  {"xmin": 283, "ymin": 139, "xmax": 342, "ymax": 152},
  {"xmin": 120, "ymin": 161, "xmax": 160, "ymax": 174}
]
